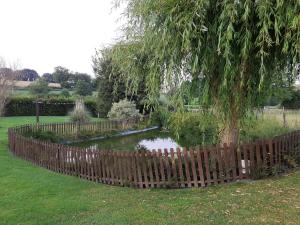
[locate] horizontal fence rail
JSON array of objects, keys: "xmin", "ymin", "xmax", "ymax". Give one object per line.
[{"xmin": 8, "ymin": 119, "xmax": 300, "ymax": 189}]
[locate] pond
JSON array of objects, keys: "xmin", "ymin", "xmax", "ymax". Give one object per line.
[{"xmin": 71, "ymin": 129, "xmax": 182, "ymax": 151}]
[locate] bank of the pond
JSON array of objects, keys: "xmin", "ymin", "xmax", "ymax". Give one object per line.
[{"xmin": 63, "ymin": 126, "xmax": 160, "ymax": 145}]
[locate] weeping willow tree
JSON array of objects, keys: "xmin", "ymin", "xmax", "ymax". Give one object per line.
[{"xmin": 111, "ymin": 0, "xmax": 300, "ymax": 144}]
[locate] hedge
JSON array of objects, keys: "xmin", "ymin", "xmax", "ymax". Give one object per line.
[
  {"xmin": 282, "ymin": 90, "xmax": 300, "ymax": 109},
  {"xmin": 4, "ymin": 96, "xmax": 98, "ymax": 117}
]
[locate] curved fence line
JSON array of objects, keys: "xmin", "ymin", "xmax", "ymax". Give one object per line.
[{"xmin": 8, "ymin": 119, "xmax": 300, "ymax": 188}]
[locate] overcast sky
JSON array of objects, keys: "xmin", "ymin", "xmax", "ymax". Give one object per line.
[{"xmin": 0, "ymin": 0, "xmax": 125, "ymax": 76}]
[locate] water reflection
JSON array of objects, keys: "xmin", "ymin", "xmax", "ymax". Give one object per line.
[
  {"xmin": 137, "ymin": 137, "xmax": 181, "ymax": 151},
  {"xmin": 72, "ymin": 130, "xmax": 182, "ymax": 151}
]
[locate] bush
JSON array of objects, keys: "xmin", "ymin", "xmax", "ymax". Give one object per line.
[
  {"xmin": 24, "ymin": 130, "xmax": 61, "ymax": 143},
  {"xmin": 69, "ymin": 99, "xmax": 91, "ymax": 123},
  {"xmin": 4, "ymin": 96, "xmax": 98, "ymax": 117},
  {"xmin": 168, "ymin": 112, "xmax": 219, "ymax": 146},
  {"xmin": 75, "ymin": 80, "xmax": 93, "ymax": 96},
  {"xmin": 28, "ymin": 78, "xmax": 50, "ymax": 96},
  {"xmin": 108, "ymin": 99, "xmax": 141, "ymax": 120},
  {"xmin": 282, "ymin": 90, "xmax": 300, "ymax": 109},
  {"xmin": 149, "ymin": 106, "xmax": 170, "ymax": 128},
  {"xmin": 60, "ymin": 89, "xmax": 70, "ymax": 97}
]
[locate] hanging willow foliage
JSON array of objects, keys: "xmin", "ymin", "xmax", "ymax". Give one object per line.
[{"xmin": 111, "ymin": 0, "xmax": 300, "ymax": 142}]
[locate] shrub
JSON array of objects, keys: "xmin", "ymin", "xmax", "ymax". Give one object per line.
[
  {"xmin": 108, "ymin": 99, "xmax": 141, "ymax": 120},
  {"xmin": 282, "ymin": 89, "xmax": 300, "ymax": 109},
  {"xmin": 168, "ymin": 112, "xmax": 219, "ymax": 146},
  {"xmin": 69, "ymin": 99, "xmax": 91, "ymax": 123},
  {"xmin": 28, "ymin": 78, "xmax": 50, "ymax": 97},
  {"xmin": 75, "ymin": 80, "xmax": 93, "ymax": 96},
  {"xmin": 149, "ymin": 106, "xmax": 170, "ymax": 128},
  {"xmin": 24, "ymin": 130, "xmax": 60, "ymax": 143},
  {"xmin": 60, "ymin": 89, "xmax": 70, "ymax": 97}
]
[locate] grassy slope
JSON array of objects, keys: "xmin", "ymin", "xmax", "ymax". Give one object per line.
[{"xmin": 0, "ymin": 117, "xmax": 300, "ymax": 225}]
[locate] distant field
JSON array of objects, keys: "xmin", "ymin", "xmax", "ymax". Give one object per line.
[
  {"xmin": 12, "ymin": 89, "xmax": 68, "ymax": 96},
  {"xmin": 262, "ymin": 109, "xmax": 300, "ymax": 129}
]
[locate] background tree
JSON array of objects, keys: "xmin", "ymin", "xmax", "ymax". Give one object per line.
[
  {"xmin": 93, "ymin": 48, "xmax": 126, "ymax": 117},
  {"xmin": 28, "ymin": 78, "xmax": 50, "ymax": 97},
  {"xmin": 52, "ymin": 66, "xmax": 94, "ymax": 90},
  {"xmin": 15, "ymin": 69, "xmax": 39, "ymax": 81},
  {"xmin": 68, "ymin": 73, "xmax": 93, "ymax": 89},
  {"xmin": 52, "ymin": 66, "xmax": 71, "ymax": 88},
  {"xmin": 42, "ymin": 73, "xmax": 55, "ymax": 83},
  {"xmin": 93, "ymin": 46, "xmax": 147, "ymax": 117},
  {"xmin": 113, "ymin": 0, "xmax": 300, "ymax": 144},
  {"xmin": 0, "ymin": 57, "xmax": 17, "ymax": 116},
  {"xmin": 75, "ymin": 80, "xmax": 93, "ymax": 96}
]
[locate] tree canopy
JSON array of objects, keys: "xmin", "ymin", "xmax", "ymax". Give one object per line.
[
  {"xmin": 112, "ymin": 0, "xmax": 300, "ymax": 143},
  {"xmin": 28, "ymin": 78, "xmax": 50, "ymax": 97},
  {"xmin": 93, "ymin": 46, "xmax": 148, "ymax": 117},
  {"xmin": 16, "ymin": 69, "xmax": 39, "ymax": 81},
  {"xmin": 75, "ymin": 80, "xmax": 93, "ymax": 96},
  {"xmin": 52, "ymin": 66, "xmax": 94, "ymax": 89}
]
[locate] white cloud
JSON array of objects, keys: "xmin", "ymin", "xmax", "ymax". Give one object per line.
[{"xmin": 0, "ymin": 0, "xmax": 125, "ymax": 76}]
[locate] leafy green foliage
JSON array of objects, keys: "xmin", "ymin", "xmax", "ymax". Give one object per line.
[
  {"xmin": 24, "ymin": 129, "xmax": 61, "ymax": 143},
  {"xmin": 93, "ymin": 49, "xmax": 126, "ymax": 117},
  {"xmin": 52, "ymin": 66, "xmax": 95, "ymax": 90},
  {"xmin": 75, "ymin": 80, "xmax": 93, "ymax": 96},
  {"xmin": 60, "ymin": 89, "xmax": 70, "ymax": 97},
  {"xmin": 151, "ymin": 109, "xmax": 295, "ymax": 146},
  {"xmin": 113, "ymin": 0, "xmax": 300, "ymax": 141},
  {"xmin": 108, "ymin": 99, "xmax": 141, "ymax": 120},
  {"xmin": 93, "ymin": 47, "xmax": 147, "ymax": 117},
  {"xmin": 52, "ymin": 66, "xmax": 71, "ymax": 88},
  {"xmin": 169, "ymin": 112, "xmax": 219, "ymax": 146},
  {"xmin": 150, "ymin": 106, "xmax": 171, "ymax": 128},
  {"xmin": 282, "ymin": 89, "xmax": 300, "ymax": 109},
  {"xmin": 28, "ymin": 78, "xmax": 50, "ymax": 97}
]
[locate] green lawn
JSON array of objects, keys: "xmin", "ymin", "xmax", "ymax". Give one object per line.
[{"xmin": 0, "ymin": 117, "xmax": 300, "ymax": 225}]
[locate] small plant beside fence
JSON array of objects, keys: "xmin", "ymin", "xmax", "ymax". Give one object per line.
[{"xmin": 8, "ymin": 119, "xmax": 300, "ymax": 189}]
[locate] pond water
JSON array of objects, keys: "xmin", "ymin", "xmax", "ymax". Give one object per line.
[{"xmin": 71, "ymin": 129, "xmax": 182, "ymax": 151}]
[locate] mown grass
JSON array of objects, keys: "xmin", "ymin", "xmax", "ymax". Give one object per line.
[{"xmin": 0, "ymin": 116, "xmax": 300, "ymax": 225}]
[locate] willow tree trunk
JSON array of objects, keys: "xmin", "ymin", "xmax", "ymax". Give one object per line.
[
  {"xmin": 221, "ymin": 122, "xmax": 239, "ymax": 145},
  {"xmin": 215, "ymin": 94, "xmax": 240, "ymax": 145},
  {"xmin": 220, "ymin": 110, "xmax": 239, "ymax": 146}
]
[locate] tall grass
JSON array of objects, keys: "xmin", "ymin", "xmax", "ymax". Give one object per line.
[{"xmin": 240, "ymin": 117, "xmax": 292, "ymax": 142}]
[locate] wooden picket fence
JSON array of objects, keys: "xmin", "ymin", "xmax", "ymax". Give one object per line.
[
  {"xmin": 8, "ymin": 119, "xmax": 300, "ymax": 188},
  {"xmin": 12, "ymin": 117, "xmax": 143, "ymax": 136}
]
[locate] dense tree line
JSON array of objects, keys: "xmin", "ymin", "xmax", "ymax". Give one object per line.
[
  {"xmin": 0, "ymin": 68, "xmax": 39, "ymax": 81},
  {"xmin": 0, "ymin": 65, "xmax": 95, "ymax": 96},
  {"xmin": 42, "ymin": 66, "xmax": 95, "ymax": 95}
]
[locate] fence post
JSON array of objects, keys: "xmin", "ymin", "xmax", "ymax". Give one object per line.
[{"xmin": 283, "ymin": 107, "xmax": 287, "ymax": 128}]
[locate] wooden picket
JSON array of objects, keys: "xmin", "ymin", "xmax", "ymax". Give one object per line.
[{"xmin": 7, "ymin": 119, "xmax": 300, "ymax": 189}]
